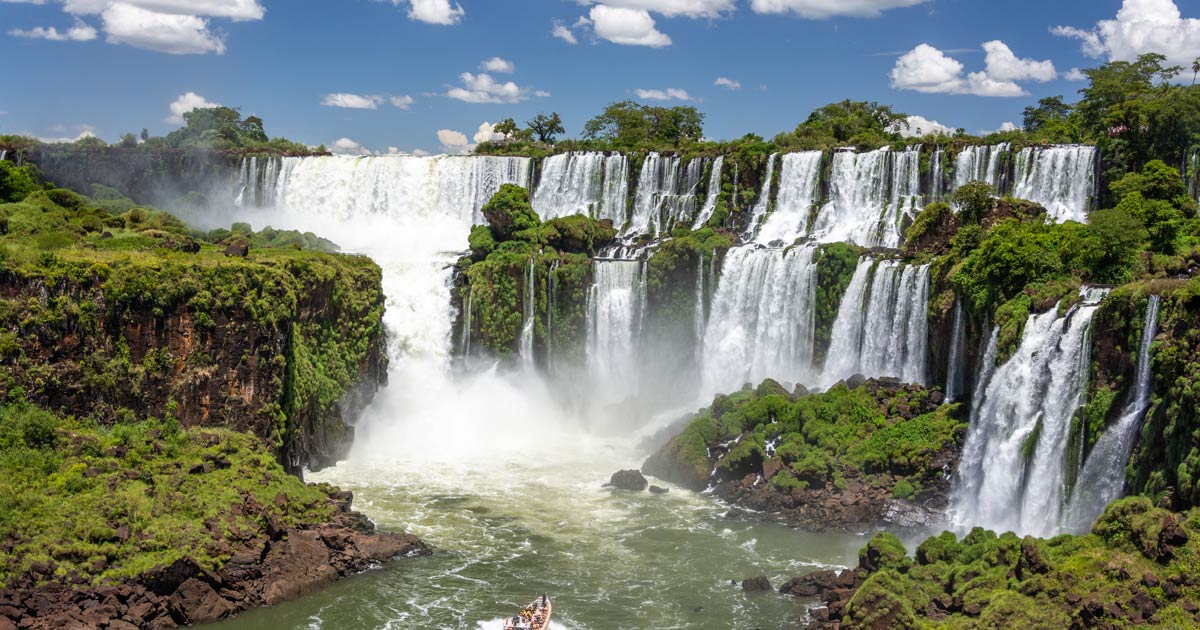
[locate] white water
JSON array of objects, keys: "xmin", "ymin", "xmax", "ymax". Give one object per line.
[
  {"xmin": 625, "ymin": 153, "xmax": 704, "ymax": 238},
  {"xmin": 519, "ymin": 257, "xmax": 536, "ymax": 369},
  {"xmin": 691, "ymin": 156, "xmax": 724, "ymax": 229},
  {"xmin": 945, "ymin": 299, "xmax": 967, "ymax": 402},
  {"xmin": 743, "ymin": 153, "xmax": 778, "ymax": 238},
  {"xmin": 1011, "ymin": 145, "xmax": 1097, "ymax": 223},
  {"xmin": 587, "ymin": 260, "xmax": 647, "ymax": 406},
  {"xmin": 953, "ymin": 143, "xmax": 1010, "ymax": 191},
  {"xmin": 1062, "ymin": 295, "xmax": 1161, "ymax": 532},
  {"xmin": 754, "ymin": 151, "xmax": 822, "ymax": 245},
  {"xmin": 930, "ymin": 147, "xmax": 945, "ymax": 202},
  {"xmin": 826, "ymin": 259, "xmax": 929, "ymax": 385},
  {"xmin": 532, "ymin": 152, "xmax": 628, "ymax": 224},
  {"xmin": 952, "ymin": 288, "xmax": 1108, "ymax": 537},
  {"xmin": 810, "ymin": 146, "xmax": 921, "ymax": 248},
  {"xmin": 701, "ymin": 245, "xmax": 818, "ymax": 395}
]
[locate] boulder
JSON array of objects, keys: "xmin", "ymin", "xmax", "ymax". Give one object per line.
[
  {"xmin": 605, "ymin": 470, "xmax": 648, "ymax": 491},
  {"xmin": 648, "ymin": 485, "xmax": 669, "ymax": 494},
  {"xmin": 741, "ymin": 576, "xmax": 772, "ymax": 592}
]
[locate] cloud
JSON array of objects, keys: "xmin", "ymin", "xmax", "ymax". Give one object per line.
[
  {"xmin": 330, "ymin": 137, "xmax": 372, "ymax": 155},
  {"xmin": 890, "ymin": 42, "xmax": 1051, "ymax": 97},
  {"xmin": 388, "ymin": 0, "xmax": 464, "ymax": 25},
  {"xmin": 438, "ymin": 128, "xmax": 471, "ymax": 153},
  {"xmin": 980, "ymin": 121, "xmax": 1020, "ymax": 135},
  {"xmin": 749, "ymin": 0, "xmax": 928, "ymax": 19},
  {"xmin": 447, "ymin": 72, "xmax": 540, "ymax": 104},
  {"xmin": 473, "ymin": 121, "xmax": 508, "ymax": 143},
  {"xmin": 36, "ymin": 127, "xmax": 98, "ymax": 144},
  {"xmin": 714, "ymin": 76, "xmax": 741, "ymax": 90},
  {"xmin": 589, "ymin": 5, "xmax": 671, "ymax": 47},
  {"xmin": 551, "ymin": 20, "xmax": 578, "ymax": 44},
  {"xmin": 981, "ymin": 40, "xmax": 1056, "ymax": 82},
  {"xmin": 165, "ymin": 92, "xmax": 220, "ymax": 124},
  {"xmin": 9, "ymin": 19, "xmax": 97, "ymax": 41},
  {"xmin": 1053, "ymin": 0, "xmax": 1200, "ymax": 67},
  {"xmin": 1065, "ymin": 67, "xmax": 1088, "ymax": 81},
  {"xmin": 480, "ymin": 57, "xmax": 515, "ymax": 73},
  {"xmin": 635, "ymin": 87, "xmax": 691, "ymax": 100},
  {"xmin": 891, "ymin": 114, "xmax": 956, "ymax": 137},
  {"xmin": 389, "ymin": 95, "xmax": 414, "ymax": 109},
  {"xmin": 9, "ymin": 0, "xmax": 265, "ymax": 54},
  {"xmin": 575, "ymin": 0, "xmax": 734, "ymax": 18},
  {"xmin": 322, "ymin": 93, "xmax": 384, "ymax": 109}
]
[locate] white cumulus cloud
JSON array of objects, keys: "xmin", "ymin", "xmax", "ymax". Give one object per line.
[
  {"xmin": 575, "ymin": 0, "xmax": 734, "ymax": 18},
  {"xmin": 447, "ymin": 72, "xmax": 538, "ymax": 104},
  {"xmin": 980, "ymin": 121, "xmax": 1020, "ymax": 135},
  {"xmin": 480, "ymin": 57, "xmax": 515, "ymax": 73},
  {"xmin": 714, "ymin": 76, "xmax": 741, "ymax": 90},
  {"xmin": 1053, "ymin": 0, "xmax": 1200, "ymax": 68},
  {"xmin": 890, "ymin": 42, "xmax": 1052, "ymax": 97},
  {"xmin": 551, "ymin": 21, "xmax": 578, "ymax": 44},
  {"xmin": 9, "ymin": 0, "xmax": 266, "ymax": 54},
  {"xmin": 438, "ymin": 128, "xmax": 471, "ymax": 154},
  {"xmin": 389, "ymin": 95, "xmax": 414, "ymax": 109},
  {"xmin": 473, "ymin": 121, "xmax": 508, "ymax": 143},
  {"xmin": 389, "ymin": 0, "xmax": 464, "ymax": 25},
  {"xmin": 330, "ymin": 137, "xmax": 372, "ymax": 155},
  {"xmin": 589, "ymin": 5, "xmax": 671, "ymax": 48},
  {"xmin": 165, "ymin": 92, "xmax": 220, "ymax": 124},
  {"xmin": 891, "ymin": 114, "xmax": 956, "ymax": 137},
  {"xmin": 749, "ymin": 0, "xmax": 928, "ymax": 19},
  {"xmin": 1065, "ymin": 67, "xmax": 1088, "ymax": 81},
  {"xmin": 321, "ymin": 93, "xmax": 384, "ymax": 109},
  {"xmin": 9, "ymin": 19, "xmax": 97, "ymax": 41},
  {"xmin": 635, "ymin": 87, "xmax": 691, "ymax": 101}
]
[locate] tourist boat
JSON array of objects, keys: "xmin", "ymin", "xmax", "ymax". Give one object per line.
[{"xmin": 503, "ymin": 594, "xmax": 551, "ymax": 630}]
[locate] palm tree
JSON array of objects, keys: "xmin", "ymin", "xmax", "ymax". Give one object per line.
[{"xmin": 1193, "ymin": 57, "xmax": 1200, "ymax": 86}]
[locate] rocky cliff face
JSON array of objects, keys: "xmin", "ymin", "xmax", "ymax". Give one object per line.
[{"xmin": 0, "ymin": 252, "xmax": 387, "ymax": 473}]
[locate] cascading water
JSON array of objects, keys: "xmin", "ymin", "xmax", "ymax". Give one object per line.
[
  {"xmin": 953, "ymin": 143, "xmax": 1010, "ymax": 191},
  {"xmin": 753, "ymin": 151, "xmax": 822, "ymax": 245},
  {"xmin": 701, "ymin": 245, "xmax": 818, "ymax": 395},
  {"xmin": 691, "ymin": 156, "xmax": 724, "ymax": 229},
  {"xmin": 812, "ymin": 146, "xmax": 920, "ymax": 248},
  {"xmin": 823, "ymin": 258, "xmax": 929, "ymax": 385},
  {"xmin": 1010, "ymin": 145, "xmax": 1097, "ymax": 223},
  {"xmin": 930, "ymin": 146, "xmax": 945, "ymax": 202},
  {"xmin": 625, "ymin": 153, "xmax": 697, "ymax": 238},
  {"xmin": 743, "ymin": 153, "xmax": 778, "ymax": 238},
  {"xmin": 519, "ymin": 257, "xmax": 536, "ymax": 368},
  {"xmin": 945, "ymin": 299, "xmax": 967, "ymax": 402},
  {"xmin": 1061, "ymin": 295, "xmax": 1161, "ymax": 532},
  {"xmin": 952, "ymin": 287, "xmax": 1108, "ymax": 537},
  {"xmin": 587, "ymin": 260, "xmax": 647, "ymax": 405},
  {"xmin": 532, "ymin": 152, "xmax": 628, "ymax": 224}
]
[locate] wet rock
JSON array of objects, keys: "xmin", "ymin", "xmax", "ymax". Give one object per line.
[
  {"xmin": 223, "ymin": 241, "xmax": 249, "ymax": 258},
  {"xmin": 779, "ymin": 570, "xmax": 839, "ymax": 597},
  {"xmin": 648, "ymin": 485, "xmax": 669, "ymax": 494},
  {"xmin": 741, "ymin": 576, "xmax": 772, "ymax": 592},
  {"xmin": 605, "ymin": 469, "xmax": 648, "ymax": 491}
]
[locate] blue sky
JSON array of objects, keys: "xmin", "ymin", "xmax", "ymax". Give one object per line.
[{"xmin": 3, "ymin": 0, "xmax": 1200, "ymax": 155}]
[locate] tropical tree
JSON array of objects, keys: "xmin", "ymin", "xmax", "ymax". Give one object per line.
[{"xmin": 526, "ymin": 112, "xmax": 565, "ymax": 143}]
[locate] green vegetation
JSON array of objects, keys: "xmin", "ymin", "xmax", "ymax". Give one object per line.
[
  {"xmin": 651, "ymin": 379, "xmax": 965, "ymax": 495},
  {"xmin": 829, "ymin": 497, "xmax": 1200, "ymax": 629},
  {"xmin": 812, "ymin": 243, "xmax": 863, "ymax": 363},
  {"xmin": 0, "ymin": 169, "xmax": 384, "ymax": 466},
  {"xmin": 0, "ymin": 403, "xmax": 337, "ymax": 589},
  {"xmin": 458, "ymin": 185, "xmax": 616, "ymax": 359}
]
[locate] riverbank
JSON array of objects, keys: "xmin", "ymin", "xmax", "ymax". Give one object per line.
[{"xmin": 0, "ymin": 405, "xmax": 427, "ymax": 629}]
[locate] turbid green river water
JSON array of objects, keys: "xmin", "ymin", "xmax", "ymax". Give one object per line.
[{"xmin": 206, "ymin": 428, "xmax": 867, "ymax": 630}]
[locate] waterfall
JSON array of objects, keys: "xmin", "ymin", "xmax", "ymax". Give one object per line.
[
  {"xmin": 953, "ymin": 143, "xmax": 1010, "ymax": 191},
  {"xmin": 1011, "ymin": 145, "xmax": 1097, "ymax": 223},
  {"xmin": 588, "ymin": 260, "xmax": 647, "ymax": 404},
  {"xmin": 1189, "ymin": 148, "xmax": 1200, "ymax": 203},
  {"xmin": 744, "ymin": 154, "xmax": 778, "ymax": 238},
  {"xmin": 236, "ymin": 154, "xmax": 532, "ymax": 376},
  {"xmin": 691, "ymin": 156, "xmax": 724, "ymax": 229},
  {"xmin": 946, "ymin": 299, "xmax": 966, "ymax": 402},
  {"xmin": 824, "ymin": 258, "xmax": 873, "ymax": 379},
  {"xmin": 1062, "ymin": 295, "xmax": 1161, "ymax": 532},
  {"xmin": 532, "ymin": 152, "xmax": 628, "ymax": 224},
  {"xmin": 0, "ymin": 150, "xmax": 7, "ymax": 162},
  {"xmin": 701, "ymin": 245, "xmax": 818, "ymax": 395},
  {"xmin": 461, "ymin": 286, "xmax": 473, "ymax": 357},
  {"xmin": 930, "ymin": 147, "xmax": 945, "ymax": 202},
  {"xmin": 546, "ymin": 259, "xmax": 559, "ymax": 371},
  {"xmin": 812, "ymin": 147, "xmax": 902, "ymax": 248},
  {"xmin": 519, "ymin": 257, "xmax": 536, "ymax": 368},
  {"xmin": 952, "ymin": 288, "xmax": 1108, "ymax": 537},
  {"xmin": 754, "ymin": 151, "xmax": 822, "ymax": 245},
  {"xmin": 624, "ymin": 154, "xmax": 706, "ymax": 238}
]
